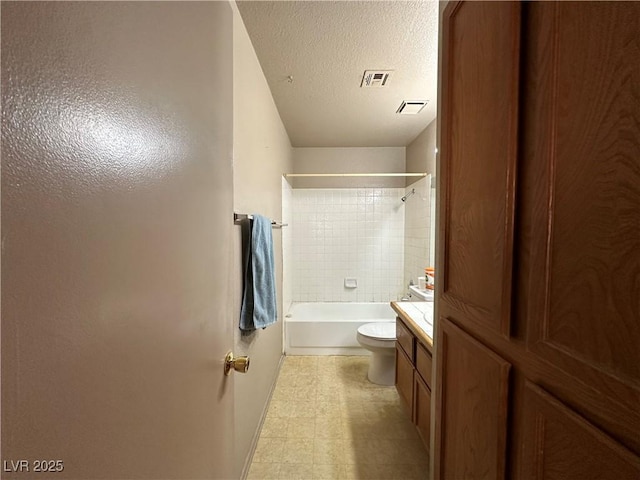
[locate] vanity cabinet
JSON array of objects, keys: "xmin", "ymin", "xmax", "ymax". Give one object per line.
[{"xmin": 395, "ymin": 317, "xmax": 432, "ymax": 450}]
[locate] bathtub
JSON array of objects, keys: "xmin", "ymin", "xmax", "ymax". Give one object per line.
[{"xmin": 285, "ymin": 302, "xmax": 396, "ymax": 355}]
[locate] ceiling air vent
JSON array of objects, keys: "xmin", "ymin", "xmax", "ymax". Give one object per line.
[
  {"xmin": 396, "ymin": 100, "xmax": 428, "ymax": 115},
  {"xmin": 361, "ymin": 70, "xmax": 393, "ymax": 88}
]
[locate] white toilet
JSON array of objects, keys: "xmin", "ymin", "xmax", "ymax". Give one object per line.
[{"xmin": 356, "ymin": 322, "xmax": 397, "ymax": 386}]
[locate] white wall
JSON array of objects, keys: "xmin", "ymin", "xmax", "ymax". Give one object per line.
[
  {"xmin": 291, "ymin": 188, "xmax": 405, "ymax": 303},
  {"xmin": 406, "ymin": 118, "xmax": 437, "ymax": 178},
  {"xmin": 231, "ymin": 2, "xmax": 293, "ymax": 477}
]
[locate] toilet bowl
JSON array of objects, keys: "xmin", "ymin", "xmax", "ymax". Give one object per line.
[{"xmin": 356, "ymin": 322, "xmax": 396, "ymax": 386}]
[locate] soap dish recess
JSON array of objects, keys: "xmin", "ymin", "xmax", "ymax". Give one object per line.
[{"xmin": 344, "ymin": 278, "xmax": 357, "ymax": 289}]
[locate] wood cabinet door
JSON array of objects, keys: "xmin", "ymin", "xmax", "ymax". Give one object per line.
[
  {"xmin": 436, "ymin": 318, "xmax": 511, "ymax": 480},
  {"xmin": 396, "ymin": 318, "xmax": 415, "ymax": 362},
  {"xmin": 438, "ymin": 0, "xmax": 521, "ymax": 339},
  {"xmin": 396, "ymin": 345, "xmax": 415, "ymax": 418},
  {"xmin": 414, "ymin": 374, "xmax": 431, "ymax": 451},
  {"xmin": 416, "ymin": 342, "xmax": 432, "ymax": 388},
  {"xmin": 518, "ymin": 382, "xmax": 640, "ymax": 479}
]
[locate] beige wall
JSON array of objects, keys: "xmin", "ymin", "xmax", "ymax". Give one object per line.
[
  {"xmin": 231, "ymin": 2, "xmax": 293, "ymax": 477},
  {"xmin": 293, "ymin": 147, "xmax": 406, "ymax": 188},
  {"xmin": 406, "ymin": 118, "xmax": 437, "ymax": 181}
]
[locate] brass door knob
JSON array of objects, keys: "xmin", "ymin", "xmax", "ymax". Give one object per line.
[{"xmin": 224, "ymin": 352, "xmax": 250, "ymax": 376}]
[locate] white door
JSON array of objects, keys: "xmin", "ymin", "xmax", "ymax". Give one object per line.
[{"xmin": 1, "ymin": 2, "xmax": 236, "ymax": 478}]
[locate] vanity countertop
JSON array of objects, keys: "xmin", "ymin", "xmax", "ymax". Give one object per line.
[{"xmin": 390, "ymin": 301, "xmax": 434, "ymax": 353}]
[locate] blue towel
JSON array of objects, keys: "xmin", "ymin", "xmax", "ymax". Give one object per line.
[{"xmin": 240, "ymin": 214, "xmax": 277, "ymax": 332}]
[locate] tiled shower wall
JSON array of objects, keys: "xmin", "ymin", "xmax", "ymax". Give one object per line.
[
  {"xmin": 403, "ymin": 175, "xmax": 432, "ymax": 289},
  {"xmin": 291, "ymin": 188, "xmax": 405, "ymax": 303}
]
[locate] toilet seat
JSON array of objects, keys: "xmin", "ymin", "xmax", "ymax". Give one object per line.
[{"xmin": 357, "ymin": 322, "xmax": 396, "ymax": 340}]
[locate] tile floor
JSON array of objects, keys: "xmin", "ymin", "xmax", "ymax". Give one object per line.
[{"xmin": 247, "ymin": 356, "xmax": 429, "ymax": 480}]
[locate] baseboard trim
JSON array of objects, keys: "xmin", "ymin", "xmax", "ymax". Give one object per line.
[
  {"xmin": 239, "ymin": 352, "xmax": 286, "ymax": 480},
  {"xmin": 285, "ymin": 346, "xmax": 371, "ymax": 356}
]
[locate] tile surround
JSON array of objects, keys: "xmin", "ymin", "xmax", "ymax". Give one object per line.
[
  {"xmin": 403, "ymin": 176, "xmax": 432, "ymax": 291},
  {"xmin": 248, "ymin": 356, "xmax": 429, "ymax": 480},
  {"xmin": 291, "ymin": 189, "xmax": 405, "ymax": 303}
]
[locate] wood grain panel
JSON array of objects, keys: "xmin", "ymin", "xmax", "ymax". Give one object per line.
[
  {"xmin": 541, "ymin": 1, "xmax": 640, "ymax": 383},
  {"xmin": 439, "ymin": 0, "xmax": 520, "ymax": 336},
  {"xmin": 437, "ymin": 2, "xmax": 640, "ymax": 478},
  {"xmin": 416, "ymin": 341, "xmax": 432, "ymax": 389},
  {"xmin": 396, "ymin": 345, "xmax": 414, "ymax": 419},
  {"xmin": 414, "ymin": 374, "xmax": 431, "ymax": 451},
  {"xmin": 522, "ymin": 1, "xmax": 640, "ymax": 410},
  {"xmin": 436, "ymin": 317, "xmax": 511, "ymax": 479},
  {"xmin": 519, "ymin": 381, "xmax": 640, "ymax": 479},
  {"xmin": 396, "ymin": 318, "xmax": 415, "ymax": 362}
]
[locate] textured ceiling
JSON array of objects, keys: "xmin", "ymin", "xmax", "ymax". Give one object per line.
[{"xmin": 237, "ymin": 1, "xmax": 439, "ymax": 147}]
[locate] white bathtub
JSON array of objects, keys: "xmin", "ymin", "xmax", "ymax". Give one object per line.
[{"xmin": 285, "ymin": 302, "xmax": 396, "ymax": 355}]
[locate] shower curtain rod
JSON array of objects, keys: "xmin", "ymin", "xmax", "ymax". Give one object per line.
[{"xmin": 283, "ymin": 172, "xmax": 427, "ymax": 178}]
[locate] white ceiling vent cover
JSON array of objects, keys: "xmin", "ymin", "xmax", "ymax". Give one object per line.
[
  {"xmin": 361, "ymin": 70, "xmax": 393, "ymax": 88},
  {"xmin": 396, "ymin": 100, "xmax": 428, "ymax": 115}
]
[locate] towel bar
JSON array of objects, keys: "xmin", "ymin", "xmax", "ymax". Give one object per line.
[{"xmin": 233, "ymin": 213, "xmax": 288, "ymax": 229}]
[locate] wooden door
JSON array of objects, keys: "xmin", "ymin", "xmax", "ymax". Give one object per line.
[
  {"xmin": 436, "ymin": 1, "xmax": 640, "ymax": 478},
  {"xmin": 1, "ymin": 3, "xmax": 236, "ymax": 478}
]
